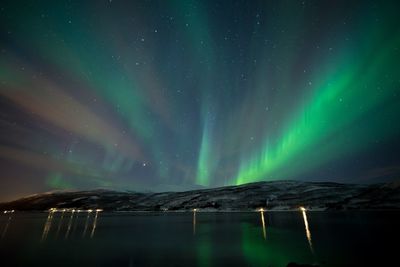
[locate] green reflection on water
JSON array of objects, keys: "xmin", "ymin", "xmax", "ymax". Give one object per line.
[
  {"xmin": 194, "ymin": 212, "xmax": 212, "ymax": 267},
  {"xmin": 241, "ymin": 212, "xmax": 314, "ymax": 267},
  {"xmin": 197, "ymin": 228, "xmax": 212, "ymax": 267},
  {"xmin": 242, "ymin": 223, "xmax": 287, "ymax": 267},
  {"xmin": 197, "ymin": 235, "xmax": 212, "ymax": 267}
]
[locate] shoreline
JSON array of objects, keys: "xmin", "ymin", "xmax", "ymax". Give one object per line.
[{"xmin": 3, "ymin": 208, "xmax": 400, "ymax": 214}]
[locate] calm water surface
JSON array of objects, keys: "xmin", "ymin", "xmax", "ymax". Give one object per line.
[{"xmin": 0, "ymin": 211, "xmax": 398, "ymax": 266}]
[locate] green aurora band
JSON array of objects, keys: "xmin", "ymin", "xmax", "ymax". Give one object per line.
[
  {"xmin": 0, "ymin": 1, "xmax": 400, "ymax": 195},
  {"xmin": 235, "ymin": 22, "xmax": 400, "ymax": 185}
]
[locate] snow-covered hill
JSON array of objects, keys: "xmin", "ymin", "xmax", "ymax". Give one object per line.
[{"xmin": 1, "ymin": 180, "xmax": 400, "ymax": 211}]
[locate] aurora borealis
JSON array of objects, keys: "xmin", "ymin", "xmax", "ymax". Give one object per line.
[{"xmin": 0, "ymin": 0, "xmax": 400, "ymax": 200}]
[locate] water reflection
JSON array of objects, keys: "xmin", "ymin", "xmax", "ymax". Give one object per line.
[
  {"xmin": 1, "ymin": 211, "xmax": 395, "ymax": 266},
  {"xmin": 65, "ymin": 211, "xmax": 75, "ymax": 239},
  {"xmin": 1, "ymin": 214, "xmax": 13, "ymax": 239},
  {"xmin": 193, "ymin": 209, "xmax": 197, "ymax": 236},
  {"xmin": 41, "ymin": 211, "xmax": 54, "ymax": 241},
  {"xmin": 90, "ymin": 210, "xmax": 99, "ymax": 238},
  {"xmin": 41, "ymin": 209, "xmax": 102, "ymax": 241},
  {"xmin": 82, "ymin": 212, "xmax": 91, "ymax": 238},
  {"xmin": 72, "ymin": 211, "xmax": 79, "ymax": 236},
  {"xmin": 300, "ymin": 207, "xmax": 314, "ymax": 254},
  {"xmin": 260, "ymin": 210, "xmax": 266, "ymax": 240},
  {"xmin": 55, "ymin": 210, "xmax": 65, "ymax": 238}
]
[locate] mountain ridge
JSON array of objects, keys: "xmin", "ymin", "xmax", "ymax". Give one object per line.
[{"xmin": 1, "ymin": 180, "xmax": 400, "ymax": 211}]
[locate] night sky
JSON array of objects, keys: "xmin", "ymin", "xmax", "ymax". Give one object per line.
[{"xmin": 1, "ymin": 0, "xmax": 400, "ymax": 201}]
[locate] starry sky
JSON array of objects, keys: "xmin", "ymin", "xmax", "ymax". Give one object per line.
[{"xmin": 0, "ymin": 0, "xmax": 400, "ymax": 200}]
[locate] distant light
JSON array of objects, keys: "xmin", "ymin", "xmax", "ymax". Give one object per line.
[
  {"xmin": 95, "ymin": 209, "xmax": 103, "ymax": 212},
  {"xmin": 300, "ymin": 207, "xmax": 307, "ymax": 212},
  {"xmin": 88, "ymin": 209, "xmax": 93, "ymax": 213},
  {"xmin": 3, "ymin": 210, "xmax": 15, "ymax": 214},
  {"xmin": 193, "ymin": 208, "xmax": 197, "ymax": 212},
  {"xmin": 257, "ymin": 208, "xmax": 264, "ymax": 212}
]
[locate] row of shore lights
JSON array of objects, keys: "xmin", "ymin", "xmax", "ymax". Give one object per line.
[
  {"xmin": 49, "ymin": 208, "xmax": 103, "ymax": 213},
  {"xmin": 192, "ymin": 207, "xmax": 307, "ymax": 212},
  {"xmin": 5, "ymin": 207, "xmax": 307, "ymax": 213},
  {"xmin": 257, "ymin": 207, "xmax": 307, "ymax": 212},
  {"xmin": 3, "ymin": 210, "xmax": 15, "ymax": 214}
]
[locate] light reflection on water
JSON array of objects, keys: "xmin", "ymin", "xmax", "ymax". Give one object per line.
[
  {"xmin": 65, "ymin": 211, "xmax": 74, "ymax": 239},
  {"xmin": 193, "ymin": 209, "xmax": 197, "ymax": 236},
  {"xmin": 16, "ymin": 209, "xmax": 309, "ymax": 247},
  {"xmin": 82, "ymin": 212, "xmax": 90, "ymax": 237},
  {"xmin": 41, "ymin": 211, "xmax": 54, "ymax": 241},
  {"xmin": 1, "ymin": 211, "xmax": 397, "ymax": 267},
  {"xmin": 40, "ymin": 210, "xmax": 101, "ymax": 241},
  {"xmin": 90, "ymin": 211, "xmax": 99, "ymax": 238},
  {"xmin": 301, "ymin": 208, "xmax": 314, "ymax": 254},
  {"xmin": 55, "ymin": 210, "xmax": 65, "ymax": 238},
  {"xmin": 1, "ymin": 214, "xmax": 12, "ymax": 239},
  {"xmin": 260, "ymin": 210, "xmax": 267, "ymax": 240}
]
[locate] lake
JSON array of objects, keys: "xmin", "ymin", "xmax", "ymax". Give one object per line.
[{"xmin": 0, "ymin": 211, "xmax": 398, "ymax": 266}]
